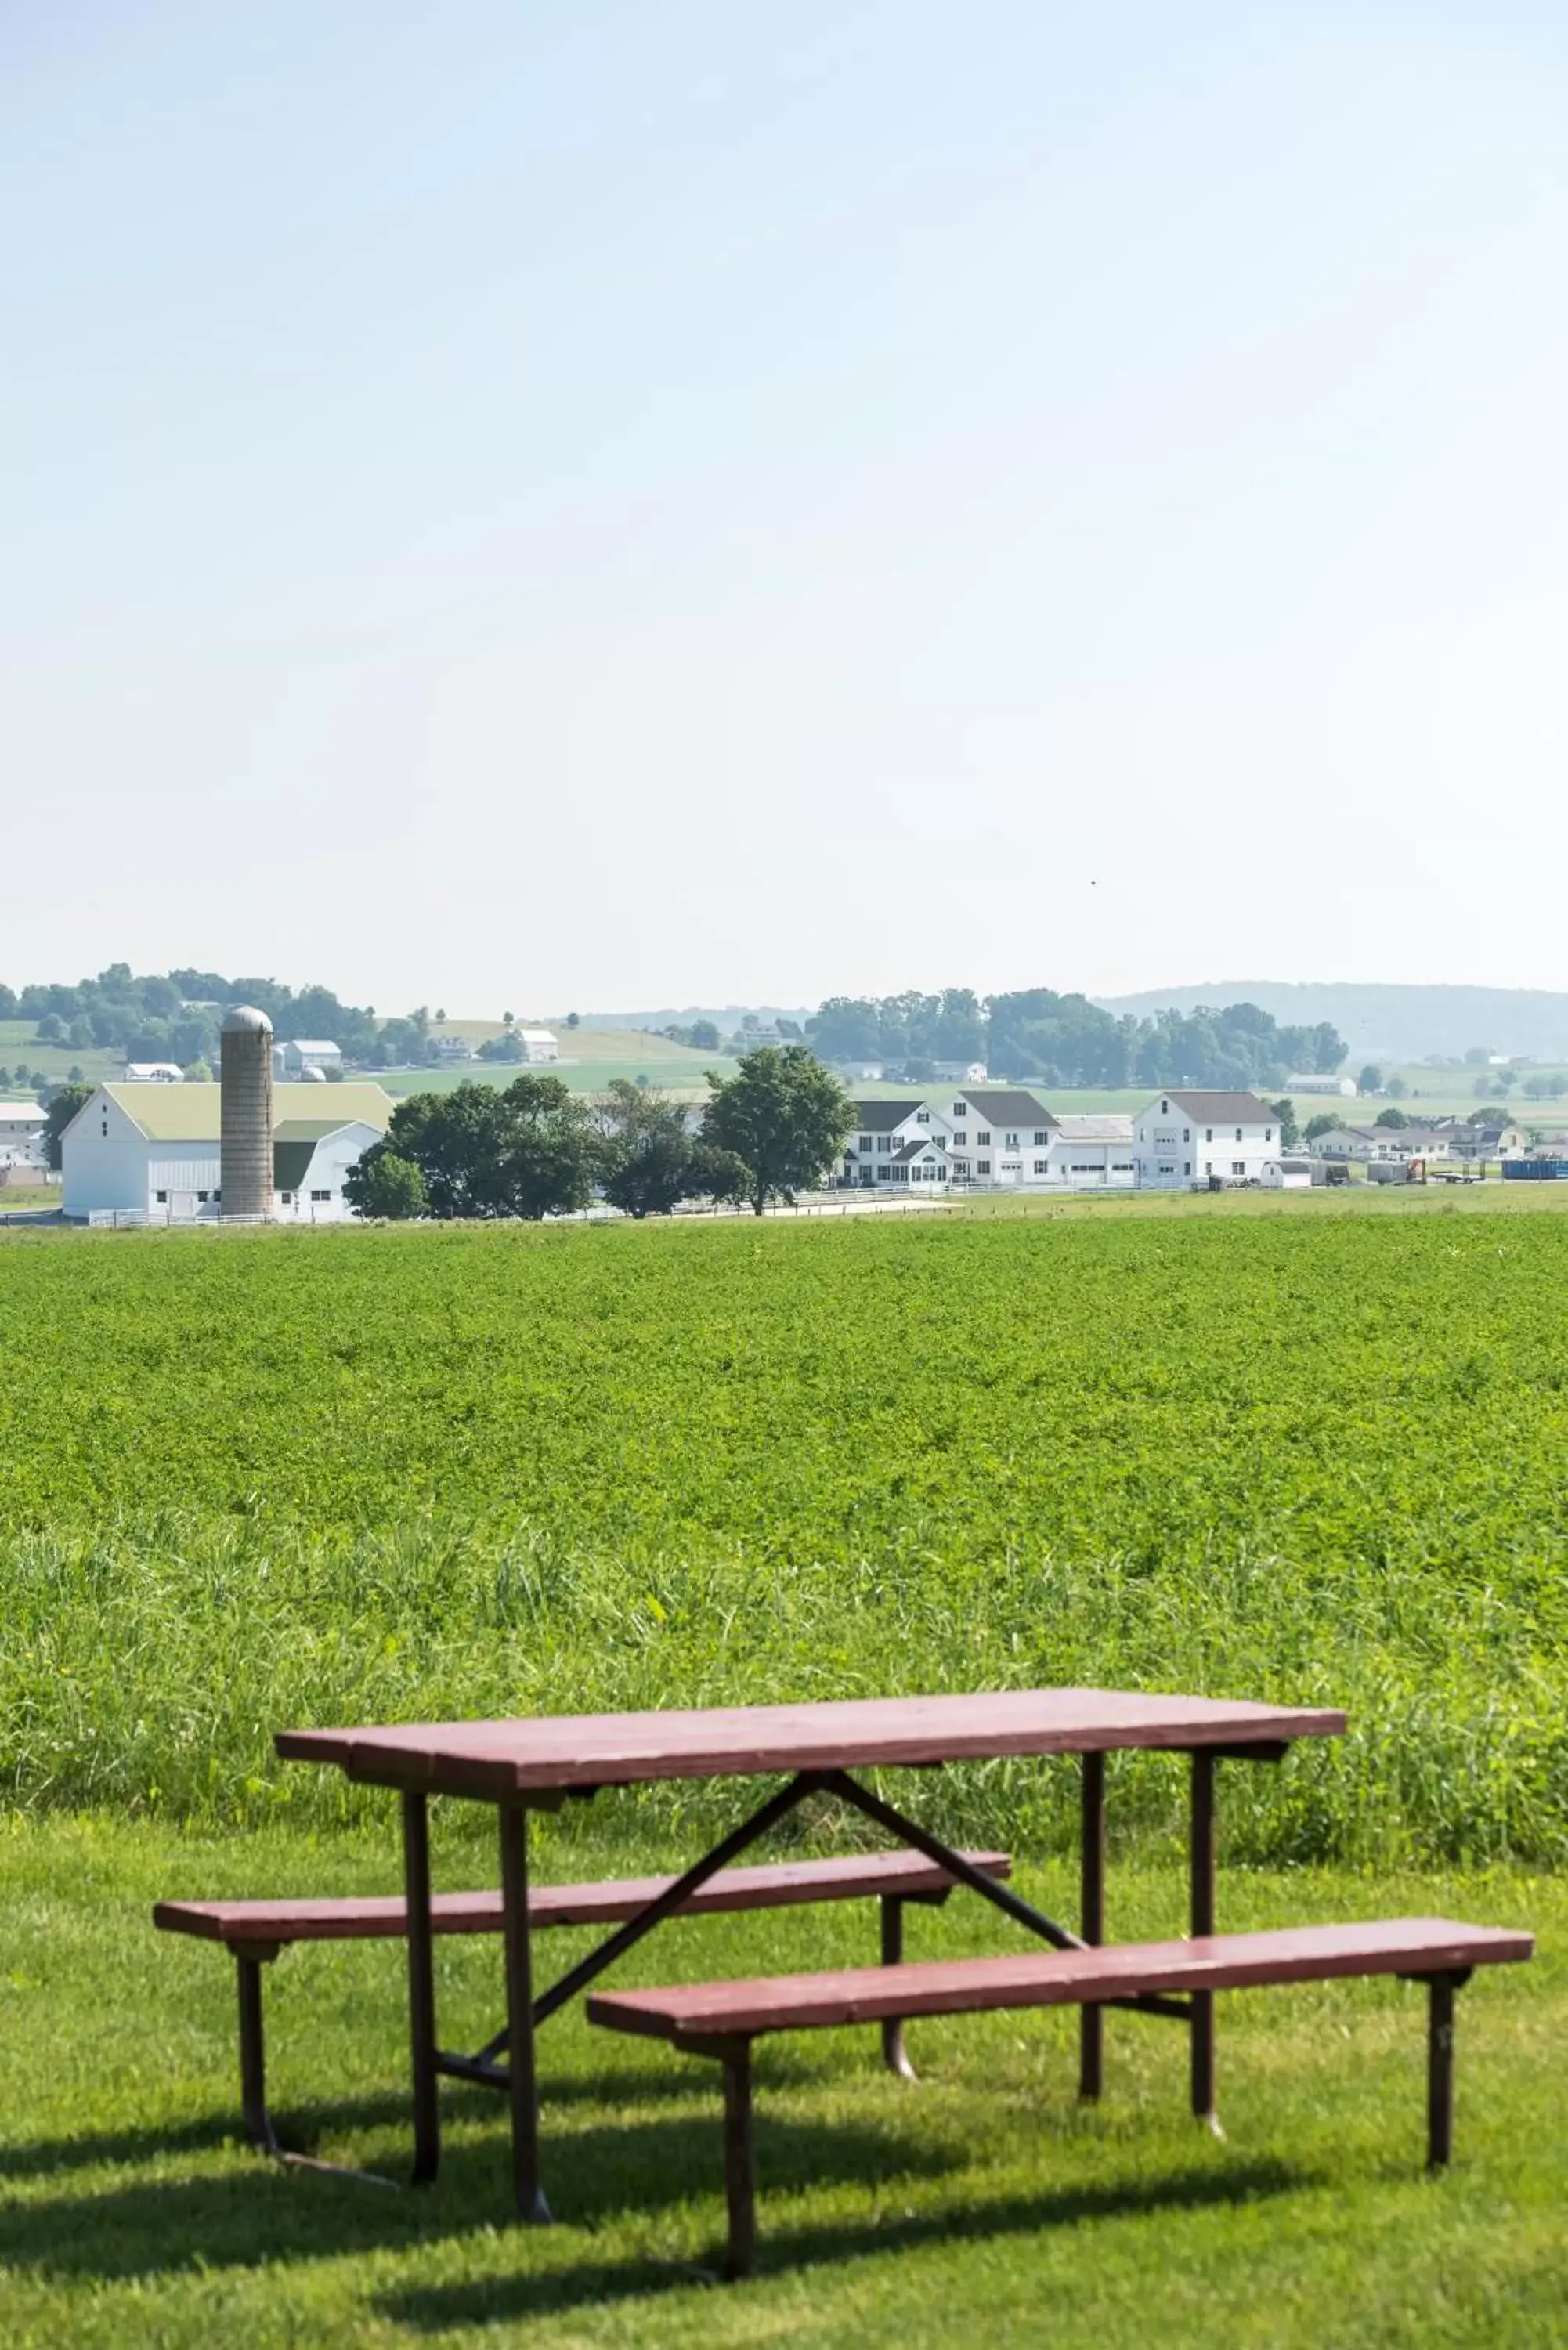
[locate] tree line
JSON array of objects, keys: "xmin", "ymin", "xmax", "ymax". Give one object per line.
[
  {"xmin": 806, "ymin": 988, "xmax": 1346, "ymax": 1089},
  {"xmin": 347, "ymin": 1050, "xmax": 853, "ymax": 1222}
]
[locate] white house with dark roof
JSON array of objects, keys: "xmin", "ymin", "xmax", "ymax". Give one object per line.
[
  {"xmin": 1046, "ymin": 1114, "xmax": 1139, "ymax": 1188},
  {"xmin": 841, "ymin": 1100, "xmax": 952, "ymax": 1186},
  {"xmin": 942, "ymin": 1089, "xmax": 1058, "ymax": 1185},
  {"xmin": 1133, "ymin": 1090, "xmax": 1281, "ymax": 1188}
]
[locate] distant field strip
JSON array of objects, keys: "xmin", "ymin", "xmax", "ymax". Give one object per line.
[{"xmin": 2, "ymin": 1209, "xmax": 1565, "ymax": 1858}]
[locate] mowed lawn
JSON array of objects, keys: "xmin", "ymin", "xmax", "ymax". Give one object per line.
[{"xmin": 1, "ymin": 1818, "xmax": 1561, "ymax": 2350}]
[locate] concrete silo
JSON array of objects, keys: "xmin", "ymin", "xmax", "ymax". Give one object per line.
[{"xmin": 220, "ymin": 1006, "xmax": 274, "ymax": 1219}]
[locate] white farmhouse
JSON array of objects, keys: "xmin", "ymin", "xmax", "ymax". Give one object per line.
[
  {"xmin": 841, "ymin": 1100, "xmax": 953, "ymax": 1186},
  {"xmin": 60, "ymin": 1081, "xmax": 394, "ymax": 1224},
  {"xmin": 1306, "ymin": 1123, "xmax": 1454, "ymax": 1166},
  {"xmin": 1133, "ymin": 1091, "xmax": 1281, "ymax": 1188},
  {"xmin": 0, "ymin": 1100, "xmax": 47, "ymax": 1170},
  {"xmin": 942, "ymin": 1089, "xmax": 1058, "ymax": 1186},
  {"xmin": 515, "ymin": 1028, "xmax": 559, "ymax": 1065}
]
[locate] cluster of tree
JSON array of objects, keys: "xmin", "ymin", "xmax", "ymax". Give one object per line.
[
  {"xmin": 346, "ymin": 1049, "xmax": 853, "ymax": 1223},
  {"xmin": 656, "ymin": 1019, "xmax": 722, "ymax": 1051},
  {"xmin": 806, "ymin": 989, "xmax": 1346, "ymax": 1089},
  {"xmin": 0, "ymin": 965, "xmax": 389, "ymax": 1069}
]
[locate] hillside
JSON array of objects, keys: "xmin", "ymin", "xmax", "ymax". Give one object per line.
[{"xmin": 1094, "ymin": 982, "xmax": 1568, "ymax": 1064}]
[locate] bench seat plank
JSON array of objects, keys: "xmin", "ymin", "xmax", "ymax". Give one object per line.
[
  {"xmin": 588, "ymin": 1918, "xmax": 1533, "ymax": 2041},
  {"xmin": 154, "ymin": 1849, "xmax": 1013, "ymax": 1947}
]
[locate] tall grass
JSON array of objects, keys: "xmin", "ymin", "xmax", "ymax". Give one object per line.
[{"xmin": 5, "ymin": 1509, "xmax": 1564, "ymax": 1862}]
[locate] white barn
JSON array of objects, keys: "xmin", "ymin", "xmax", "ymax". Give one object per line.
[
  {"xmin": 1133, "ymin": 1091, "xmax": 1281, "ymax": 1188},
  {"xmin": 515, "ymin": 1028, "xmax": 559, "ymax": 1065},
  {"xmin": 60, "ymin": 1081, "xmax": 394, "ymax": 1224}
]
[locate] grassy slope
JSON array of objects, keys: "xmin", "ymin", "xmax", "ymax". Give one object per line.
[{"xmin": 0, "ymin": 1818, "xmax": 1559, "ymax": 2349}]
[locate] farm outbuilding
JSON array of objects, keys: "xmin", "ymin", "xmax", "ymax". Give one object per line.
[
  {"xmin": 60, "ymin": 1081, "xmax": 393, "ymax": 1224},
  {"xmin": 0, "ymin": 1100, "xmax": 47, "ymax": 1170}
]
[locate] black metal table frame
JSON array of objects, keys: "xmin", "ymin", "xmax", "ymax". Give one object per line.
[{"xmin": 396, "ymin": 1738, "xmax": 1289, "ymax": 2218}]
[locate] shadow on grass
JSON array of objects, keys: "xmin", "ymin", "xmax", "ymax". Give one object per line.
[
  {"xmin": 378, "ymin": 2157, "xmax": 1310, "ymax": 2326},
  {"xmin": 0, "ymin": 2107, "xmax": 953, "ymax": 2283},
  {"xmin": 0, "ymin": 2059, "xmax": 771, "ymax": 2182}
]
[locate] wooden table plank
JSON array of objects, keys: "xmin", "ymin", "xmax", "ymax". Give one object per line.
[{"xmin": 275, "ymin": 1687, "xmax": 1346, "ymax": 1795}]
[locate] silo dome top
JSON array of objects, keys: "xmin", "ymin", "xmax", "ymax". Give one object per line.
[
  {"xmin": 222, "ymin": 1004, "xmax": 273, "ymax": 1035},
  {"xmin": 301, "ymin": 1063, "xmax": 327, "ymax": 1082}
]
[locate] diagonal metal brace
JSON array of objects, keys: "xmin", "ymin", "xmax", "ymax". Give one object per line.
[
  {"xmin": 821, "ymin": 1769, "xmax": 1191, "ymax": 2024},
  {"xmin": 471, "ymin": 1769, "xmax": 829, "ymax": 2066}
]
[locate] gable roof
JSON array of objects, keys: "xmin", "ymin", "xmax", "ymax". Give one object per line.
[
  {"xmin": 98, "ymin": 1081, "xmax": 394, "ymax": 1142},
  {"xmin": 848, "ymin": 1099, "xmax": 927, "ymax": 1132},
  {"xmin": 1147, "ymin": 1091, "xmax": 1277, "ymax": 1123},
  {"xmin": 950, "ymin": 1089, "xmax": 1058, "ymax": 1129},
  {"xmin": 893, "ymin": 1134, "xmax": 949, "ymax": 1162}
]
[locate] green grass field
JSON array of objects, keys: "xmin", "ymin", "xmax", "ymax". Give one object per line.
[{"xmin": 2, "ymin": 1196, "xmax": 1565, "ymax": 2344}]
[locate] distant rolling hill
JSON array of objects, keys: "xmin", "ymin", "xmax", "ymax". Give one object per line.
[{"xmin": 1093, "ymin": 982, "xmax": 1568, "ymax": 1065}]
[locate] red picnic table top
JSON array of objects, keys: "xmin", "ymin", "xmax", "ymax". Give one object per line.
[{"xmin": 274, "ymin": 1686, "xmax": 1346, "ymax": 1798}]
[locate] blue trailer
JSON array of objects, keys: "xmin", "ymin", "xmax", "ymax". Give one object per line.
[{"xmin": 1504, "ymin": 1159, "xmax": 1568, "ymax": 1180}]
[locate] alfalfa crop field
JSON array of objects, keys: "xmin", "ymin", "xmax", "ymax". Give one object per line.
[
  {"xmin": 3, "ymin": 1200, "xmax": 1566, "ymax": 1862},
  {"xmin": 2, "ymin": 1201, "xmax": 1566, "ymax": 2350}
]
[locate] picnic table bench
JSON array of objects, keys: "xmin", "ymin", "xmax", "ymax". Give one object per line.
[
  {"xmin": 154, "ymin": 1848, "xmax": 1011, "ymax": 2153},
  {"xmin": 591, "ymin": 1917, "xmax": 1534, "ymax": 2275}
]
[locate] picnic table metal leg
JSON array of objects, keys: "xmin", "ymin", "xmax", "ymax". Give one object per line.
[
  {"xmin": 1189, "ymin": 1751, "xmax": 1219, "ymax": 2132},
  {"xmin": 721, "ymin": 2042, "xmax": 757, "ymax": 2280},
  {"xmin": 236, "ymin": 1952, "xmax": 280, "ymax": 2154},
  {"xmin": 402, "ymin": 1790, "xmax": 442, "ymax": 2185},
  {"xmin": 498, "ymin": 1802, "xmax": 551, "ymax": 2222},
  {"xmin": 1427, "ymin": 1974, "xmax": 1458, "ymax": 2168},
  {"xmin": 880, "ymin": 1896, "xmax": 917, "ymax": 2080},
  {"xmin": 1078, "ymin": 1751, "xmax": 1105, "ymax": 2101}
]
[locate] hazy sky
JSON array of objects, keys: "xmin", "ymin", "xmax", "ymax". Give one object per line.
[{"xmin": 5, "ymin": 2, "xmax": 1566, "ymax": 1015}]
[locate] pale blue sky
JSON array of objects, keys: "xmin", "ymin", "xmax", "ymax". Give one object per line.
[{"xmin": 5, "ymin": 2, "xmax": 1566, "ymax": 1014}]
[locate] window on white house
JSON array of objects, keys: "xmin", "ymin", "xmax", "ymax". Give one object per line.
[
  {"xmin": 197, "ymin": 1191, "xmax": 208, "ymax": 1202},
  {"xmin": 311, "ymin": 1189, "xmax": 331, "ymax": 1202},
  {"xmin": 858, "ymin": 1133, "xmax": 872, "ymax": 1150},
  {"xmin": 1003, "ymin": 1131, "xmax": 1019, "ymax": 1148},
  {"xmin": 876, "ymin": 1165, "xmax": 890, "ymax": 1180},
  {"xmin": 1232, "ymin": 1161, "xmax": 1245, "ymax": 1177},
  {"xmin": 1184, "ymin": 1162, "xmax": 1191, "ymax": 1175},
  {"xmin": 1033, "ymin": 1130, "xmax": 1048, "ymax": 1145},
  {"xmin": 1183, "ymin": 1128, "xmax": 1190, "ymax": 1142},
  {"xmin": 877, "ymin": 1136, "xmax": 891, "ymax": 1152},
  {"xmin": 1161, "ymin": 1100, "xmax": 1169, "ymax": 1114},
  {"xmin": 1265, "ymin": 1128, "xmax": 1273, "ymax": 1141},
  {"xmin": 1033, "ymin": 1159, "xmax": 1048, "ymax": 1174},
  {"xmin": 280, "ymin": 1191, "xmax": 292, "ymax": 1205},
  {"xmin": 977, "ymin": 1130, "xmax": 991, "ymax": 1145},
  {"xmin": 952, "ymin": 1130, "xmax": 966, "ymax": 1144},
  {"xmin": 977, "ymin": 1159, "xmax": 992, "ymax": 1174},
  {"xmin": 155, "ymin": 1190, "xmax": 167, "ymax": 1204},
  {"xmin": 916, "ymin": 1110, "xmax": 929, "ymax": 1124},
  {"xmin": 1235, "ymin": 1128, "xmax": 1243, "ymax": 1141},
  {"xmin": 952, "ymin": 1103, "xmax": 967, "ymax": 1118},
  {"xmin": 1205, "ymin": 1127, "xmax": 1213, "ymax": 1141}
]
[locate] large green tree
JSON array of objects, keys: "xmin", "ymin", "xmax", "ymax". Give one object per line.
[
  {"xmin": 592, "ymin": 1081, "xmax": 746, "ymax": 1218},
  {"xmin": 344, "ymin": 1149, "xmax": 427, "ymax": 1220},
  {"xmin": 703, "ymin": 1047, "xmax": 852, "ymax": 1215},
  {"xmin": 41, "ymin": 1083, "xmax": 95, "ymax": 1170},
  {"xmin": 359, "ymin": 1076, "xmax": 598, "ymax": 1220}
]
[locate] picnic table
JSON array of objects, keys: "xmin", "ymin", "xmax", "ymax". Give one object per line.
[{"xmin": 275, "ymin": 1686, "xmax": 1346, "ymax": 2218}]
